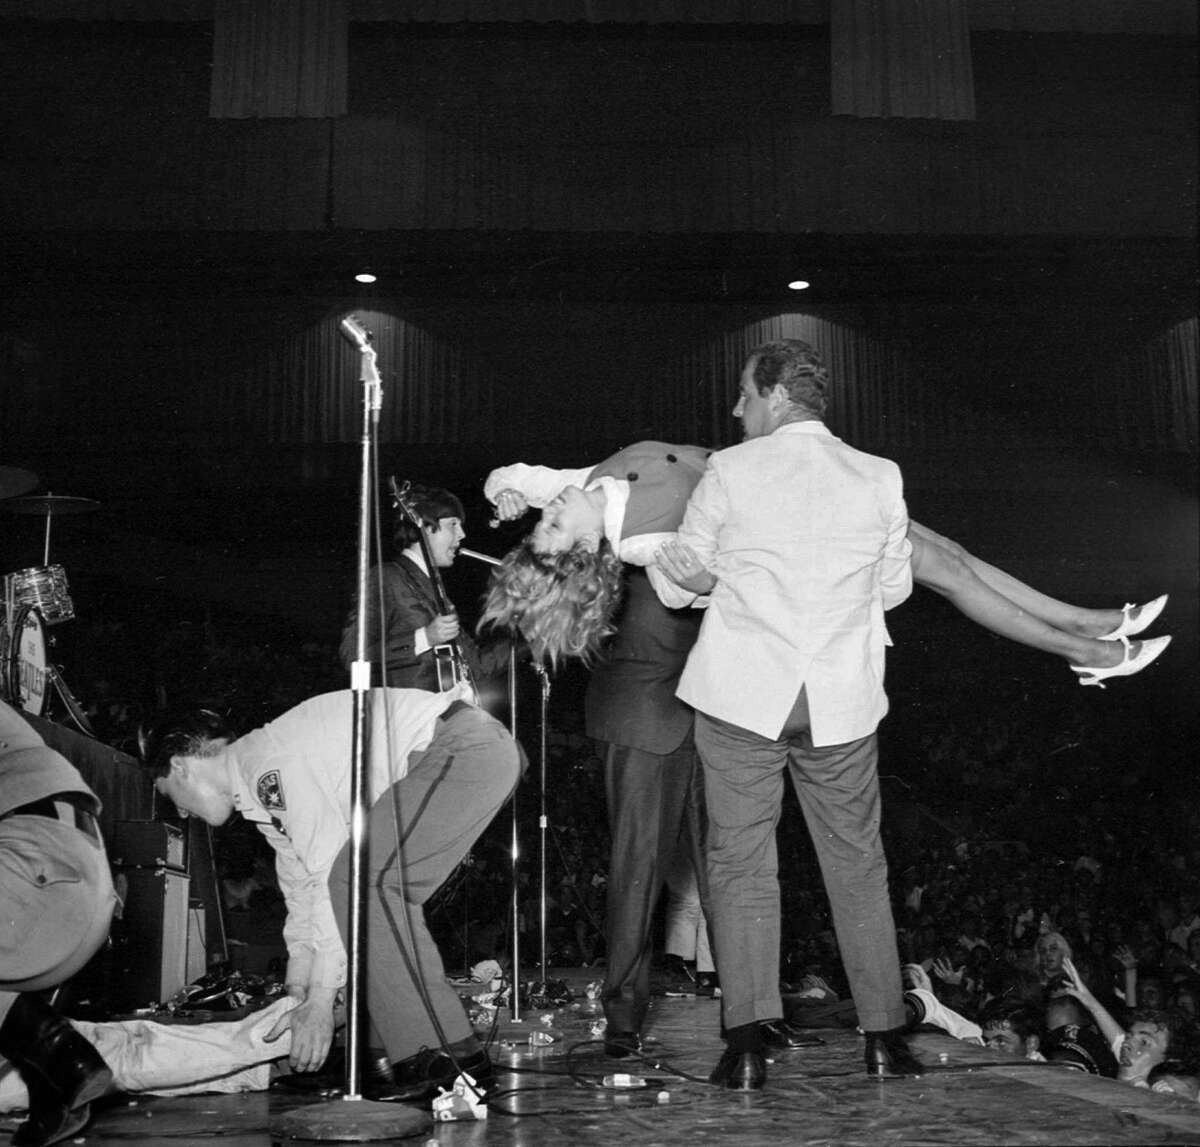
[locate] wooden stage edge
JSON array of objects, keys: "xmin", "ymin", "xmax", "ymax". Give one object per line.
[{"xmin": 5, "ymin": 968, "xmax": 1200, "ymax": 1147}]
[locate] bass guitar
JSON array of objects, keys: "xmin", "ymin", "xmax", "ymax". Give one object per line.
[{"xmin": 389, "ymin": 476, "xmax": 478, "ymax": 703}]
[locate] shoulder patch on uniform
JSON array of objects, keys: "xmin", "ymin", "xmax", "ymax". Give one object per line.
[{"xmin": 257, "ymin": 770, "xmax": 286, "ymax": 811}]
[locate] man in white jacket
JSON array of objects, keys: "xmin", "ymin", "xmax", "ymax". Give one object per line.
[{"xmin": 656, "ymin": 339, "xmax": 921, "ymax": 1089}]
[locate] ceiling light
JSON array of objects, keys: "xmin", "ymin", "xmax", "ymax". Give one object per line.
[
  {"xmin": 355, "ymin": 272, "xmax": 377, "ymax": 284},
  {"xmin": 787, "ymin": 279, "xmax": 810, "ymax": 291}
]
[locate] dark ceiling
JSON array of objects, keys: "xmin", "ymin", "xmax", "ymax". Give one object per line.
[{"xmin": 4, "ymin": 230, "xmax": 1194, "ymax": 314}]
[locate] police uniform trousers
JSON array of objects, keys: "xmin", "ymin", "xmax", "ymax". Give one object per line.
[
  {"xmin": 695, "ymin": 687, "xmax": 905, "ymax": 1034},
  {"xmin": 1, "ymin": 808, "xmax": 115, "ymax": 1021},
  {"xmin": 328, "ymin": 705, "xmax": 519, "ymax": 1063},
  {"xmin": 600, "ymin": 735, "xmax": 708, "ymax": 1034}
]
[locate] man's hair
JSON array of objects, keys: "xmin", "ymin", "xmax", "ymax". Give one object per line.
[
  {"xmin": 477, "ymin": 537, "xmax": 623, "ymax": 667},
  {"xmin": 745, "ymin": 339, "xmax": 830, "ymax": 418},
  {"xmin": 1044, "ymin": 994, "xmax": 1090, "ymax": 1029},
  {"xmin": 980, "ymin": 1000, "xmax": 1046, "ymax": 1044},
  {"xmin": 393, "ymin": 484, "xmax": 465, "ymax": 550},
  {"xmin": 137, "ymin": 708, "xmax": 235, "ymax": 777},
  {"xmin": 1128, "ymin": 1006, "xmax": 1180, "ymax": 1052}
]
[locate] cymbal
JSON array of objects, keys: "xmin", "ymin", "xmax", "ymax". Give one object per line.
[
  {"xmin": 2, "ymin": 493, "xmax": 100, "ymax": 516},
  {"xmin": 0, "ymin": 467, "xmax": 38, "ymax": 501}
]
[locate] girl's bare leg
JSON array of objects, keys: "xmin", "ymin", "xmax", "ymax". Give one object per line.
[{"xmin": 909, "ymin": 521, "xmax": 1127, "ymax": 667}]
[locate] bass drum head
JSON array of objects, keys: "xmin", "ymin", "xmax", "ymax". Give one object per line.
[{"xmin": 3, "ymin": 606, "xmax": 50, "ymax": 717}]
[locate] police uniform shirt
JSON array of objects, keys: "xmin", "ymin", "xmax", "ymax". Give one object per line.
[{"xmin": 226, "ymin": 686, "xmax": 469, "ymax": 993}]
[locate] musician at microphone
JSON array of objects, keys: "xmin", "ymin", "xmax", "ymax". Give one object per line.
[{"xmin": 338, "ymin": 485, "xmax": 503, "ymax": 694}]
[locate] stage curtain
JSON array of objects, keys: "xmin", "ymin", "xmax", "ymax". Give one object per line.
[
  {"xmin": 210, "ymin": 0, "xmax": 348, "ymax": 119},
  {"xmin": 202, "ymin": 306, "xmax": 500, "ymax": 446},
  {"xmin": 661, "ymin": 311, "xmax": 955, "ymax": 453},
  {"xmin": 1141, "ymin": 316, "xmax": 1198, "ymax": 453},
  {"xmin": 831, "ymin": 0, "xmax": 976, "ymax": 120}
]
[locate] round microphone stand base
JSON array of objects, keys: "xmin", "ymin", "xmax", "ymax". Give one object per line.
[{"xmin": 272, "ymin": 1097, "xmax": 431, "ymax": 1142}]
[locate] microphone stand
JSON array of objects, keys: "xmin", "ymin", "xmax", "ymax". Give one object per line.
[
  {"xmin": 456, "ymin": 544, "xmax": 524, "ymax": 1022},
  {"xmin": 507, "ymin": 642, "xmax": 522, "ymax": 1022},
  {"xmin": 342, "ymin": 323, "xmax": 379, "ymax": 1106},
  {"xmin": 275, "ymin": 317, "xmax": 427, "ymax": 1142},
  {"xmin": 534, "ymin": 663, "xmax": 551, "ymax": 984}
]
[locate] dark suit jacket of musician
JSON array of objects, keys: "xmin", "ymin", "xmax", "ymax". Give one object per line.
[
  {"xmin": 583, "ymin": 442, "xmax": 711, "ymax": 755},
  {"xmin": 338, "ymin": 555, "xmax": 484, "ymax": 692}
]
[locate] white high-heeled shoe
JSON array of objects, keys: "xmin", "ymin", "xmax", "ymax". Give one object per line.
[
  {"xmin": 1098, "ymin": 594, "xmax": 1169, "ymax": 641},
  {"xmin": 1071, "ymin": 634, "xmax": 1172, "ymax": 689}
]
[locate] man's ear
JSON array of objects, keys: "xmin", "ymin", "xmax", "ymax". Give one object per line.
[{"xmin": 578, "ymin": 531, "xmax": 601, "ymax": 554}]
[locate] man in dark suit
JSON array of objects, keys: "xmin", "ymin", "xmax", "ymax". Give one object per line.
[
  {"xmin": 484, "ymin": 442, "xmax": 821, "ymax": 1055},
  {"xmin": 586, "ymin": 566, "xmax": 705, "ymax": 1050},
  {"xmin": 339, "ymin": 485, "xmax": 480, "ymax": 692}
]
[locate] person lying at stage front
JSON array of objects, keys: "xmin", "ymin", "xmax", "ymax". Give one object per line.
[
  {"xmin": 479, "ymin": 444, "xmax": 1169, "ymax": 685},
  {"xmin": 136, "ymin": 688, "xmax": 520, "ymax": 1108}
]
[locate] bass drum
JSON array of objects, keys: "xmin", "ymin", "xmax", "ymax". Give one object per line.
[{"xmin": 1, "ymin": 606, "xmax": 50, "ymax": 717}]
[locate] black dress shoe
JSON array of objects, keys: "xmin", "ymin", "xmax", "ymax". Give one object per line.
[
  {"xmin": 0, "ymin": 994, "xmax": 112, "ymax": 1147},
  {"xmin": 709, "ymin": 1047, "xmax": 766, "ymax": 1090},
  {"xmin": 369, "ymin": 1046, "xmax": 494, "ymax": 1105},
  {"xmin": 695, "ymin": 972, "xmax": 721, "ymax": 997},
  {"xmin": 11, "ymin": 1074, "xmax": 92, "ymax": 1147},
  {"xmin": 865, "ymin": 1029, "xmax": 923, "ymax": 1078},
  {"xmin": 662, "ymin": 955, "xmax": 696, "ymax": 983},
  {"xmin": 760, "ymin": 1019, "xmax": 825, "ymax": 1050},
  {"xmin": 603, "ymin": 1030, "xmax": 642, "ymax": 1058}
]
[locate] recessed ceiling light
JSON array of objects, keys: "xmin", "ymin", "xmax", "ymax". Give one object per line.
[
  {"xmin": 355, "ymin": 272, "xmax": 377, "ymax": 284},
  {"xmin": 787, "ymin": 279, "xmax": 810, "ymax": 291}
]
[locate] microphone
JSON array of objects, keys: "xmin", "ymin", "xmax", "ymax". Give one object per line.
[
  {"xmin": 340, "ymin": 315, "xmax": 372, "ymax": 348},
  {"xmin": 459, "ymin": 547, "xmax": 501, "ymax": 567}
]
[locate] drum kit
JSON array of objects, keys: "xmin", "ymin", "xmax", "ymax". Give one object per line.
[{"xmin": 1, "ymin": 466, "xmax": 97, "ymax": 731}]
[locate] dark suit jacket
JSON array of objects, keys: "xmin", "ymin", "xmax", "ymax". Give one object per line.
[
  {"xmin": 339, "ymin": 556, "xmax": 482, "ymax": 692},
  {"xmin": 583, "ymin": 442, "xmax": 710, "ymax": 756}
]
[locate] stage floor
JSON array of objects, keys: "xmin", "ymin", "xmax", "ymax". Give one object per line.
[{"xmin": 7, "ymin": 970, "xmax": 1200, "ymax": 1147}]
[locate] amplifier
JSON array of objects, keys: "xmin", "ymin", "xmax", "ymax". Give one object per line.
[
  {"xmin": 110, "ymin": 820, "xmax": 185, "ymax": 870},
  {"xmin": 110, "ymin": 866, "xmax": 190, "ymax": 1010}
]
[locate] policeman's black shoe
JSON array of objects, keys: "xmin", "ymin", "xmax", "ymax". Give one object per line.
[
  {"xmin": 0, "ymin": 994, "xmax": 113, "ymax": 1112},
  {"xmin": 369, "ymin": 1046, "xmax": 494, "ymax": 1106},
  {"xmin": 11, "ymin": 1073, "xmax": 93, "ymax": 1147},
  {"xmin": 273, "ymin": 1047, "xmax": 393, "ymax": 1094},
  {"xmin": 0, "ymin": 995, "xmax": 111, "ymax": 1147},
  {"xmin": 759, "ymin": 1019, "xmax": 825, "ymax": 1050},
  {"xmin": 695, "ymin": 972, "xmax": 721, "ymax": 997},
  {"xmin": 603, "ymin": 1030, "xmax": 642, "ymax": 1058},
  {"xmin": 709, "ymin": 1047, "xmax": 766, "ymax": 1090},
  {"xmin": 864, "ymin": 1028, "xmax": 924, "ymax": 1078}
]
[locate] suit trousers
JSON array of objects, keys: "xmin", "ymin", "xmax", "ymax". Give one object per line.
[
  {"xmin": 695, "ymin": 690, "xmax": 905, "ymax": 1034},
  {"xmin": 600, "ymin": 737, "xmax": 707, "ymax": 1033},
  {"xmin": 329, "ymin": 705, "xmax": 519, "ymax": 1062}
]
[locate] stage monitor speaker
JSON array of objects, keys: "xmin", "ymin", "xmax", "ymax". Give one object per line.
[{"xmin": 110, "ymin": 866, "xmax": 190, "ymax": 1012}]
